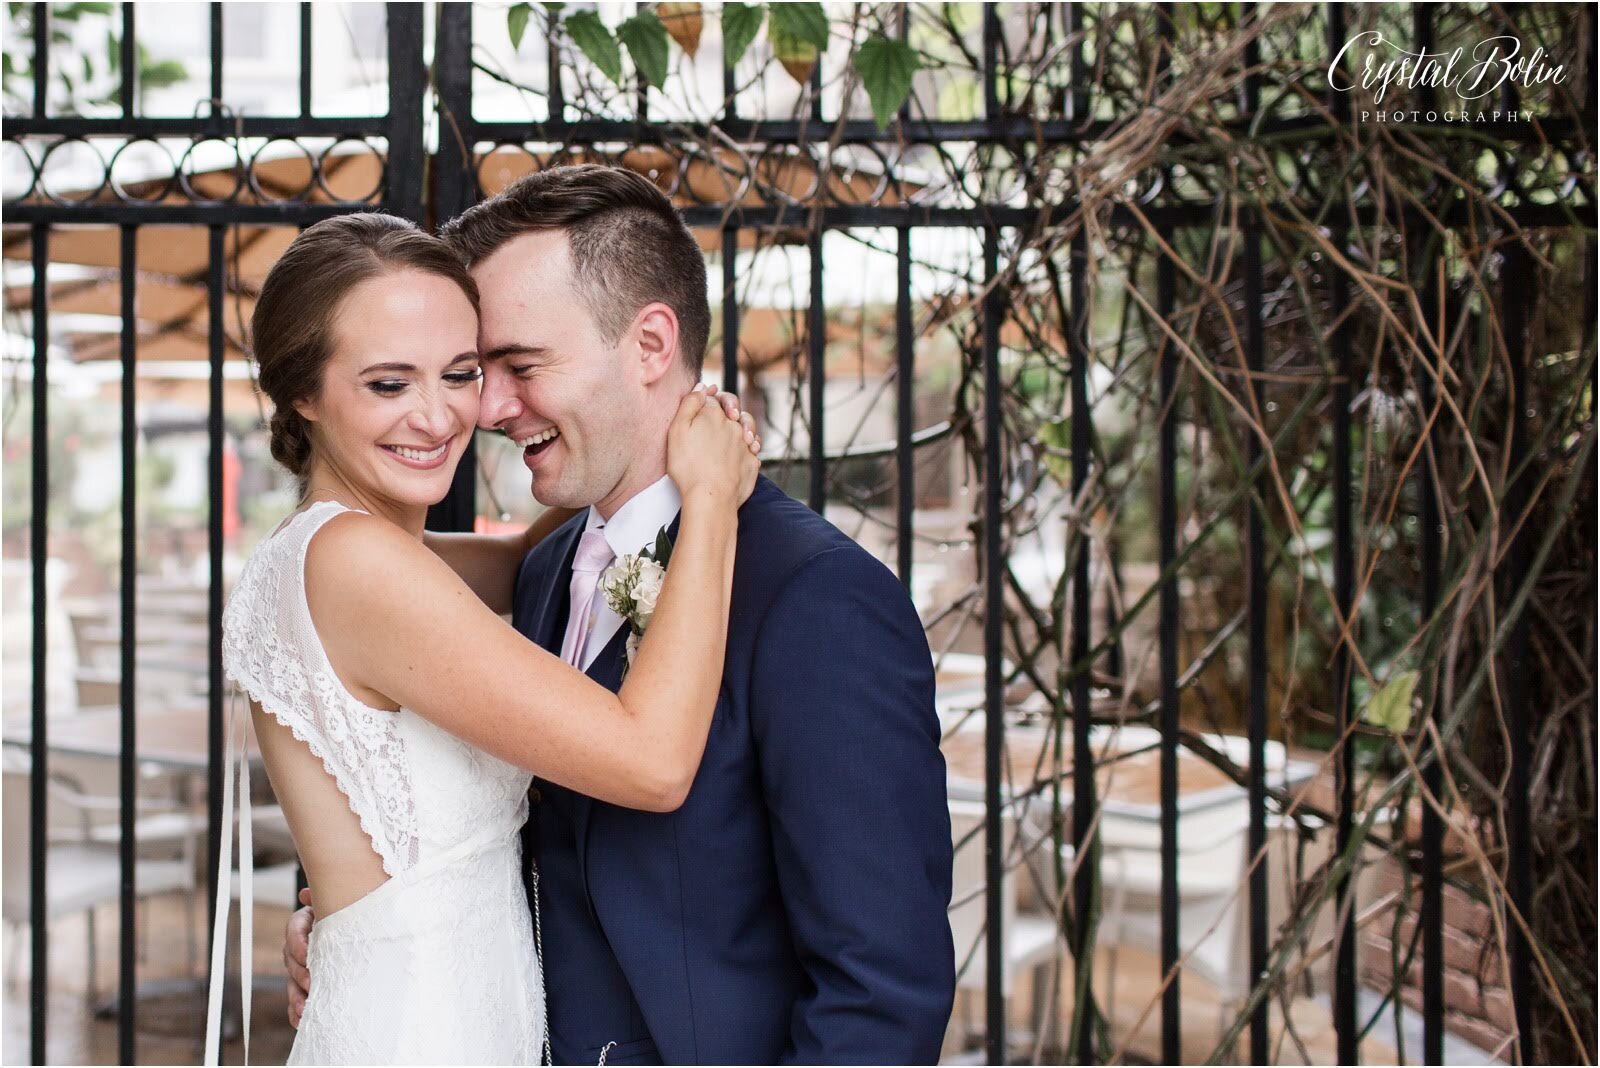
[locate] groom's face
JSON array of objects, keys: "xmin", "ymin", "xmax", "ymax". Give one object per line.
[{"xmin": 472, "ymin": 231, "xmax": 643, "ymax": 510}]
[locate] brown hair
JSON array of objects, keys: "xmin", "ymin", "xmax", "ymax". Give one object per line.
[
  {"xmin": 251, "ymin": 213, "xmax": 479, "ymax": 480},
  {"xmin": 440, "ymin": 164, "xmax": 710, "ymax": 378}
]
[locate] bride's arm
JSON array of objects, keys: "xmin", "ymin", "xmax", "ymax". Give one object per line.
[
  {"xmin": 308, "ymin": 390, "xmax": 757, "ymax": 812},
  {"xmin": 421, "ymin": 507, "xmax": 579, "ymax": 615}
]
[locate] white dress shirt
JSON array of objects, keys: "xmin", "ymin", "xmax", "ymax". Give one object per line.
[{"xmin": 573, "ymin": 475, "xmax": 683, "ymax": 670}]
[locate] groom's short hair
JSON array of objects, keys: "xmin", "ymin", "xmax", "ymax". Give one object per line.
[{"xmin": 442, "ymin": 164, "xmax": 710, "ymax": 379}]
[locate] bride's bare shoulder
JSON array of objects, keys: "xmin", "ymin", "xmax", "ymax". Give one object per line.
[{"xmin": 303, "ymin": 510, "xmax": 452, "ymax": 609}]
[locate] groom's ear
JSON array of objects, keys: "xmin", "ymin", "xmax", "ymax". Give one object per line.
[{"xmin": 632, "ymin": 302, "xmax": 681, "ymax": 386}]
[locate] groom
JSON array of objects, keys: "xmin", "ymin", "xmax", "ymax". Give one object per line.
[{"xmin": 288, "ymin": 165, "xmax": 956, "ymax": 1064}]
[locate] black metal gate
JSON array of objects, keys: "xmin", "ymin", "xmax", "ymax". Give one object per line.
[{"xmin": 5, "ymin": 3, "xmax": 1595, "ymax": 1065}]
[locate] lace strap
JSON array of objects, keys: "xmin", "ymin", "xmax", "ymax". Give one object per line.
[{"xmin": 204, "ymin": 692, "xmax": 253, "ymax": 1067}]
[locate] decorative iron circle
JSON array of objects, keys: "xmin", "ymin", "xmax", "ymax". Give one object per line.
[
  {"xmin": 177, "ymin": 137, "xmax": 245, "ymax": 203},
  {"xmin": 39, "ymin": 136, "xmax": 108, "ymax": 204},
  {"xmin": 626, "ymin": 143, "xmax": 685, "ymax": 199},
  {"xmin": 0, "ymin": 138, "xmax": 39, "ymax": 204},
  {"xmin": 476, "ymin": 141, "xmax": 539, "ymax": 198},
  {"xmin": 315, "ymin": 137, "xmax": 385, "ymax": 203},
  {"xmin": 825, "ymin": 144, "xmax": 892, "ymax": 207},
  {"xmin": 248, "ymin": 138, "xmax": 317, "ymax": 203},
  {"xmin": 107, "ymin": 138, "xmax": 177, "ymax": 203},
  {"xmin": 752, "ymin": 142, "xmax": 822, "ymax": 208},
  {"xmin": 675, "ymin": 143, "xmax": 749, "ymax": 207}
]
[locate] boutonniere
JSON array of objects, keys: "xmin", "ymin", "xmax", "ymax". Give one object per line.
[{"xmin": 599, "ymin": 525, "xmax": 674, "ymax": 677}]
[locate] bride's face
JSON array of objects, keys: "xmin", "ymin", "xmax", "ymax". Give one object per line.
[{"xmin": 295, "ymin": 269, "xmax": 481, "ymax": 509}]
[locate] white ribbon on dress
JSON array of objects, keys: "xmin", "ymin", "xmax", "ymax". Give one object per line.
[{"xmin": 204, "ymin": 691, "xmax": 253, "ymax": 1067}]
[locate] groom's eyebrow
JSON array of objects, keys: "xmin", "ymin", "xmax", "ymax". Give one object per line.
[{"xmin": 480, "ymin": 344, "xmax": 549, "ymax": 361}]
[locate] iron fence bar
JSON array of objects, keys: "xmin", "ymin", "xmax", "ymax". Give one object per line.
[
  {"xmin": 31, "ymin": 2, "xmax": 46, "ymax": 118},
  {"xmin": 1156, "ymin": 251, "xmax": 1181, "ymax": 1065},
  {"xmin": 1068, "ymin": 225, "xmax": 1097, "ymax": 1065},
  {"xmin": 1244, "ymin": 206, "xmax": 1269, "ymax": 1068},
  {"xmin": 119, "ymin": 2, "xmax": 135, "ymax": 116},
  {"xmin": 979, "ymin": 10, "xmax": 1006, "ymax": 1060},
  {"xmin": 1502, "ymin": 241, "xmax": 1533, "ymax": 1065},
  {"xmin": 4, "ymin": 115, "xmax": 398, "ymax": 136},
  {"xmin": 205, "ymin": 224, "xmax": 225, "ymax": 956},
  {"xmin": 1325, "ymin": 5, "xmax": 1359, "ymax": 1063},
  {"xmin": 1330, "ymin": 237, "xmax": 1359, "ymax": 1066},
  {"xmin": 300, "ymin": 2, "xmax": 313, "ymax": 119},
  {"xmin": 386, "ymin": 3, "xmax": 427, "ymax": 227},
  {"xmin": 1414, "ymin": 236, "xmax": 1445, "ymax": 1068},
  {"xmin": 547, "ymin": 6, "xmax": 564, "ymax": 126},
  {"xmin": 433, "ymin": 2, "xmax": 476, "ymax": 223},
  {"xmin": 118, "ymin": 221, "xmax": 138, "ymax": 1067},
  {"xmin": 30, "ymin": 218, "xmax": 50, "ymax": 1068},
  {"xmin": 209, "ymin": 3, "xmax": 222, "ymax": 106},
  {"xmin": 426, "ymin": 2, "xmax": 478, "ymax": 534},
  {"xmin": 722, "ymin": 228, "xmax": 739, "ymax": 395},
  {"xmin": 1066, "ymin": 3, "xmax": 1087, "ymax": 126},
  {"xmin": 895, "ymin": 228, "xmax": 913, "ymax": 590},
  {"xmin": 1242, "ymin": 7, "xmax": 1271, "ymax": 1064},
  {"xmin": 893, "ymin": 6, "xmax": 913, "ymax": 591},
  {"xmin": 806, "ymin": 227, "xmax": 826, "ymax": 513},
  {"xmin": 722, "ymin": 23, "xmax": 737, "ymax": 121},
  {"xmin": 443, "ymin": 113, "xmax": 1589, "ymax": 146},
  {"xmin": 1153, "ymin": 9, "xmax": 1180, "ymax": 1060},
  {"xmin": 4, "ymin": 199, "xmax": 1590, "ymax": 230},
  {"xmin": 981, "ymin": 225, "xmax": 1006, "ymax": 1068}
]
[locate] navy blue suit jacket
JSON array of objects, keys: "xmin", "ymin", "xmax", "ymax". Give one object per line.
[{"xmin": 513, "ymin": 476, "xmax": 954, "ymax": 1065}]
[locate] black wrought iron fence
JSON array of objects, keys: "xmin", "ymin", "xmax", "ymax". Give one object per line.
[{"xmin": 4, "ymin": 2, "xmax": 1595, "ymax": 1065}]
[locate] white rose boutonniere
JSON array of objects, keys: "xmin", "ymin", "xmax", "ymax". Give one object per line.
[{"xmin": 599, "ymin": 525, "xmax": 674, "ymax": 678}]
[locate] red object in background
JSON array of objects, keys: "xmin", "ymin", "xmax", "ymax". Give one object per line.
[{"xmin": 223, "ymin": 439, "xmax": 241, "ymax": 539}]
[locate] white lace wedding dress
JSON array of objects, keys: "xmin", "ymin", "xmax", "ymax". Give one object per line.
[{"xmin": 210, "ymin": 500, "xmax": 546, "ymax": 1065}]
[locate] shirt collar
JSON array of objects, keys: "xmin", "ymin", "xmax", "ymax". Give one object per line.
[{"xmin": 583, "ymin": 475, "xmax": 682, "ymax": 559}]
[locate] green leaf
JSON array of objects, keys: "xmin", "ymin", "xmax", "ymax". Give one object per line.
[
  {"xmin": 721, "ymin": 2, "xmax": 764, "ymax": 68},
  {"xmin": 767, "ymin": 1, "xmax": 828, "ymax": 50},
  {"xmin": 566, "ymin": 10, "xmax": 622, "ymax": 86},
  {"xmin": 767, "ymin": 19, "xmax": 818, "ymax": 85},
  {"xmin": 618, "ymin": 11, "xmax": 670, "ymax": 90},
  {"xmin": 854, "ymin": 34, "xmax": 921, "ymax": 129},
  {"xmin": 652, "ymin": 526, "xmax": 674, "ymax": 567},
  {"xmin": 507, "ymin": 2, "xmax": 532, "ymax": 51},
  {"xmin": 1036, "ymin": 417, "xmax": 1071, "ymax": 484},
  {"xmin": 1363, "ymin": 669, "xmax": 1418, "ymax": 734},
  {"xmin": 139, "ymin": 58, "xmax": 187, "ymax": 91}
]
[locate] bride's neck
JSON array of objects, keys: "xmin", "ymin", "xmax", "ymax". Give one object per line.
[{"xmin": 299, "ymin": 463, "xmax": 428, "ymax": 540}]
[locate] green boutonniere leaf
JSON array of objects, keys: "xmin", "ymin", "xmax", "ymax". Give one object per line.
[{"xmin": 650, "ymin": 526, "xmax": 675, "ymax": 568}]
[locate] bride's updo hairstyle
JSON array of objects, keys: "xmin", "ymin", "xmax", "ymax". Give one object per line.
[{"xmin": 251, "ymin": 212, "xmax": 479, "ymax": 480}]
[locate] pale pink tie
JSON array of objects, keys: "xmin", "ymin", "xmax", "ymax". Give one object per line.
[{"xmin": 559, "ymin": 529, "xmax": 616, "ymax": 668}]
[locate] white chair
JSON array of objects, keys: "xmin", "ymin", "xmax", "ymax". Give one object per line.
[
  {"xmin": 948, "ymin": 799, "xmax": 1062, "ymax": 1052},
  {"xmin": 2, "ymin": 758, "xmax": 196, "ymax": 1000}
]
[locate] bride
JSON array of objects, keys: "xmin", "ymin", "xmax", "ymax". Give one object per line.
[{"xmin": 208, "ymin": 212, "xmax": 758, "ymax": 1065}]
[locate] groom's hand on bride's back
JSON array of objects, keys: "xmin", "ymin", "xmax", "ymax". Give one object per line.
[{"xmin": 285, "ymin": 887, "xmax": 314, "ymax": 1028}]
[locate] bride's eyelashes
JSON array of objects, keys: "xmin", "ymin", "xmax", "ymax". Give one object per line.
[{"xmin": 364, "ymin": 368, "xmax": 483, "ymax": 397}]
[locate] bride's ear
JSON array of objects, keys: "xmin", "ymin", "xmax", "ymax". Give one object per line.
[{"xmin": 293, "ymin": 397, "xmax": 320, "ymax": 423}]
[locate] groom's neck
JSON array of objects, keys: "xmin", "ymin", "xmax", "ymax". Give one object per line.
[{"xmin": 592, "ymin": 457, "xmax": 668, "ymax": 521}]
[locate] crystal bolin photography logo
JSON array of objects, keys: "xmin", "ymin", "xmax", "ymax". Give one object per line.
[{"xmin": 1329, "ymin": 30, "xmax": 1569, "ymax": 124}]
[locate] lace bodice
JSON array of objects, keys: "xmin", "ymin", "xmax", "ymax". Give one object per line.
[
  {"xmin": 210, "ymin": 501, "xmax": 543, "ymax": 1065},
  {"xmin": 221, "ymin": 501, "xmax": 532, "ymax": 875}
]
